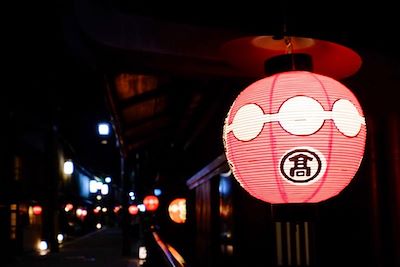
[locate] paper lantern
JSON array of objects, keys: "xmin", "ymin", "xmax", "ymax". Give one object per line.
[
  {"xmin": 223, "ymin": 71, "xmax": 367, "ymax": 204},
  {"xmin": 64, "ymin": 203, "xmax": 74, "ymax": 212},
  {"xmin": 32, "ymin": 205, "xmax": 42, "ymax": 216},
  {"xmin": 143, "ymin": 195, "xmax": 159, "ymax": 212},
  {"xmin": 168, "ymin": 198, "xmax": 186, "ymax": 224},
  {"xmin": 128, "ymin": 205, "xmax": 139, "ymax": 215}
]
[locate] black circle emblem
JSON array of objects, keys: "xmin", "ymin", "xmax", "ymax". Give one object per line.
[{"xmin": 280, "ymin": 148, "xmax": 322, "ymax": 184}]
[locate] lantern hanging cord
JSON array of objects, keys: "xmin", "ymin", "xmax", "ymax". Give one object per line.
[
  {"xmin": 284, "ymin": 36, "xmax": 298, "ymax": 71},
  {"xmin": 284, "ymin": 36, "xmax": 293, "ymax": 54},
  {"xmin": 281, "ymin": 3, "xmax": 292, "ymax": 55}
]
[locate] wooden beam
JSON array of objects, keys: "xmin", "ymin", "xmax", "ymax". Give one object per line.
[{"xmin": 186, "ymin": 153, "xmax": 229, "ymax": 189}]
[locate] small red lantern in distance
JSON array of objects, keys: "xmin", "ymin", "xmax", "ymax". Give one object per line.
[
  {"xmin": 143, "ymin": 195, "xmax": 159, "ymax": 212},
  {"xmin": 128, "ymin": 205, "xmax": 139, "ymax": 215},
  {"xmin": 64, "ymin": 203, "xmax": 74, "ymax": 212},
  {"xmin": 223, "ymin": 71, "xmax": 367, "ymax": 204},
  {"xmin": 32, "ymin": 205, "xmax": 42, "ymax": 216}
]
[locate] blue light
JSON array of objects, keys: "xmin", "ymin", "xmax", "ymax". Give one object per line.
[
  {"xmin": 219, "ymin": 173, "xmax": 232, "ymax": 195},
  {"xmin": 97, "ymin": 123, "xmax": 110, "ymax": 136},
  {"xmin": 153, "ymin": 188, "xmax": 162, "ymax": 196}
]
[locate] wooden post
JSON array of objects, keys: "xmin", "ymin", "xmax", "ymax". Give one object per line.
[{"xmin": 271, "ymin": 204, "xmax": 317, "ymax": 267}]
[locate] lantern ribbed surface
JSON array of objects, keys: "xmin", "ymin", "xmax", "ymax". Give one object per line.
[{"xmin": 223, "ymin": 71, "xmax": 366, "ymax": 204}]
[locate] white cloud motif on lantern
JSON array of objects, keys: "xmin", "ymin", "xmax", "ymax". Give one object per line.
[{"xmin": 225, "ymin": 96, "xmax": 365, "ymax": 140}]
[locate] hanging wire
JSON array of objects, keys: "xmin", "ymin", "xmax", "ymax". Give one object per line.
[
  {"xmin": 284, "ymin": 36, "xmax": 293, "ymax": 54},
  {"xmin": 284, "ymin": 36, "xmax": 298, "ymax": 71},
  {"xmin": 281, "ymin": 2, "xmax": 297, "ymax": 71}
]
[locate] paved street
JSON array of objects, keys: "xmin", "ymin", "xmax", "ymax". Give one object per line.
[{"xmin": 5, "ymin": 227, "xmax": 140, "ymax": 267}]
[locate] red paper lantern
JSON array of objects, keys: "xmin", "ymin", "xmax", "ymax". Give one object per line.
[
  {"xmin": 143, "ymin": 195, "xmax": 159, "ymax": 212},
  {"xmin": 128, "ymin": 205, "xmax": 139, "ymax": 215},
  {"xmin": 223, "ymin": 71, "xmax": 367, "ymax": 204},
  {"xmin": 32, "ymin": 205, "xmax": 42, "ymax": 216},
  {"xmin": 64, "ymin": 203, "xmax": 74, "ymax": 212},
  {"xmin": 168, "ymin": 198, "xmax": 186, "ymax": 224}
]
